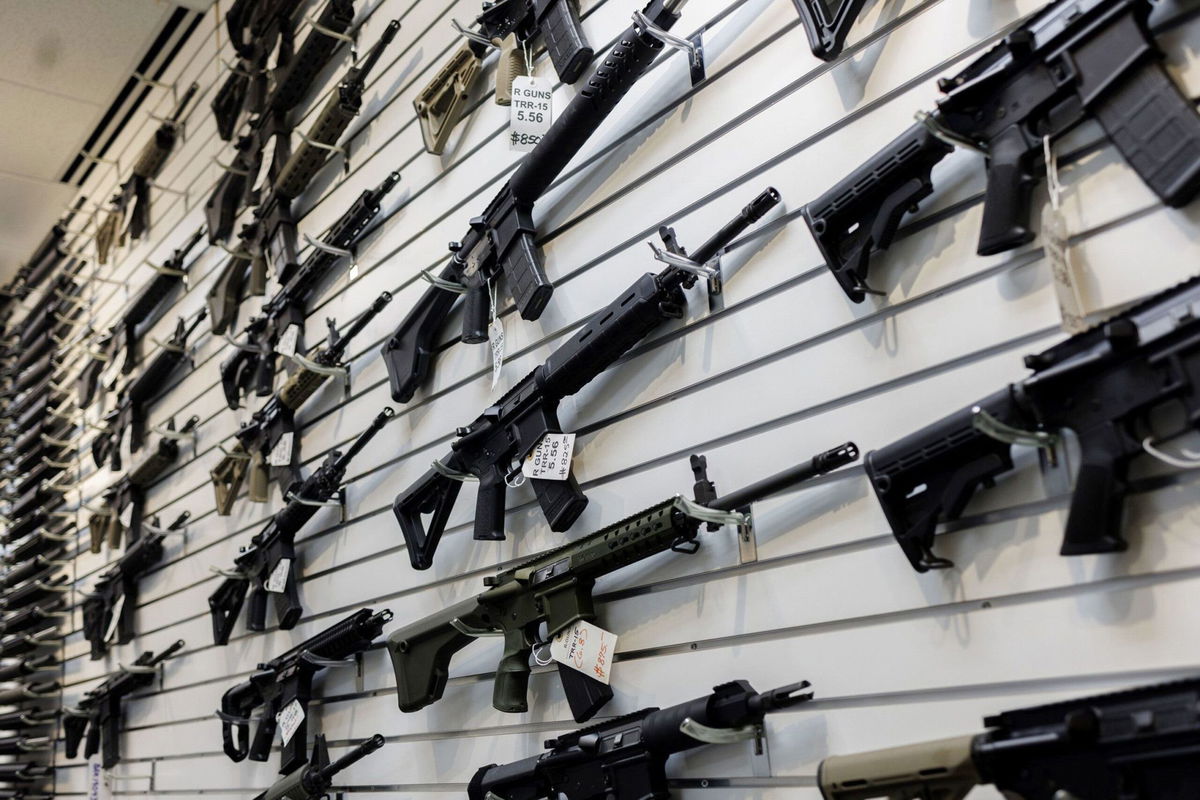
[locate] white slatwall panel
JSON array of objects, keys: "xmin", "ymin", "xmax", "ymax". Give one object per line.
[{"xmin": 11, "ymin": 0, "xmax": 1199, "ymax": 795}]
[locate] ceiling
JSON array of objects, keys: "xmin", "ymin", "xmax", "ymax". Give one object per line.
[{"xmin": 0, "ymin": 0, "xmax": 213, "ymax": 284}]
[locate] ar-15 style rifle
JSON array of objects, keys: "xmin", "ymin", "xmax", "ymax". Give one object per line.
[
  {"xmin": 273, "ymin": 20, "xmax": 400, "ymax": 197},
  {"xmin": 802, "ymin": 0, "xmax": 1200, "ymax": 303},
  {"xmin": 208, "ymin": 408, "xmax": 392, "ymax": 644},
  {"xmin": 218, "ymin": 608, "xmax": 391, "ymax": 774},
  {"xmin": 91, "ymin": 311, "xmax": 205, "ymax": 472},
  {"xmin": 0, "ymin": 709, "xmax": 57, "ymax": 732},
  {"xmin": 381, "ymin": 0, "xmax": 693, "ymax": 403},
  {"xmin": 206, "ymin": 0, "xmax": 358, "ymax": 243},
  {"xmin": 111, "ymin": 227, "xmax": 206, "ymax": 374},
  {"xmin": 0, "ymin": 763, "xmax": 52, "ymax": 783},
  {"xmin": 218, "ymin": 172, "xmax": 398, "ymax": 403},
  {"xmin": 81, "ymin": 513, "xmax": 189, "ymax": 660},
  {"xmin": 389, "ymin": 444, "xmax": 856, "ymax": 720},
  {"xmin": 393, "ymin": 186, "xmax": 779, "ymax": 570},
  {"xmin": 819, "ymin": 675, "xmax": 1200, "ymax": 799},
  {"xmin": 88, "ymin": 416, "xmax": 198, "ymax": 552},
  {"xmin": 867, "ymin": 274, "xmax": 1200, "ymax": 573},
  {"xmin": 253, "ymin": 734, "xmax": 383, "ymax": 800},
  {"xmin": 18, "ymin": 199, "xmax": 86, "ymax": 292},
  {"xmin": 62, "ymin": 639, "xmax": 185, "ymax": 768},
  {"xmin": 207, "ymin": 20, "xmax": 399, "ymax": 341},
  {"xmin": 416, "ymin": 0, "xmax": 592, "ymax": 155},
  {"xmin": 469, "ymin": 679, "xmax": 812, "ymax": 799},
  {"xmin": 96, "ymin": 84, "xmax": 199, "ymax": 258},
  {"xmin": 211, "ymin": 291, "xmax": 392, "ymax": 514},
  {"xmin": 0, "ymin": 654, "xmax": 56, "ymax": 683}
]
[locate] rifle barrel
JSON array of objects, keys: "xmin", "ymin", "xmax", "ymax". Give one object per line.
[{"xmin": 712, "ymin": 442, "xmax": 858, "ymax": 512}]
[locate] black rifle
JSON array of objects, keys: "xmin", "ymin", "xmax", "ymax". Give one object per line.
[
  {"xmin": 416, "ymin": 0, "xmax": 592, "ymax": 154},
  {"xmin": 382, "ymin": 0, "xmax": 691, "ymax": 403},
  {"xmin": 0, "ymin": 738, "xmax": 51, "ymax": 758},
  {"xmin": 4, "ymin": 523, "xmax": 72, "ymax": 566},
  {"xmin": 389, "ymin": 444, "xmax": 857, "ymax": 720},
  {"xmin": 0, "ymin": 682, "xmax": 58, "ymax": 707},
  {"xmin": 218, "ymin": 172, "xmax": 399, "ymax": 405},
  {"xmin": 62, "ymin": 640, "xmax": 185, "ymax": 768},
  {"xmin": 112, "ymin": 227, "xmax": 206, "ymax": 374},
  {"xmin": 0, "ymin": 654, "xmax": 56, "ymax": 684},
  {"xmin": 88, "ymin": 416, "xmax": 198, "ymax": 552},
  {"xmin": 208, "ymin": 408, "xmax": 392, "ymax": 644},
  {"xmin": 206, "ymin": 0, "xmax": 357, "ymax": 241},
  {"xmin": 0, "ymin": 709, "xmax": 57, "ymax": 732},
  {"xmin": 91, "ymin": 311, "xmax": 205, "ymax": 471},
  {"xmin": 866, "ymin": 274, "xmax": 1200, "ymax": 572},
  {"xmin": 802, "ymin": 0, "xmax": 1200, "ymax": 303},
  {"xmin": 0, "ymin": 557, "xmax": 65, "ymax": 593},
  {"xmin": 1, "ymin": 574, "xmax": 69, "ymax": 613},
  {"xmin": 273, "ymin": 20, "xmax": 400, "ymax": 197},
  {"xmin": 253, "ymin": 734, "xmax": 383, "ymax": 800},
  {"xmin": 218, "ymin": 608, "xmax": 391, "ymax": 773},
  {"xmin": 0, "ymin": 603, "xmax": 64, "ymax": 637},
  {"xmin": 207, "ymin": 20, "xmax": 397, "ymax": 341},
  {"xmin": 107, "ymin": 84, "xmax": 200, "ymax": 245},
  {"xmin": 18, "ymin": 198, "xmax": 86, "ymax": 292},
  {"xmin": 394, "ymin": 186, "xmax": 780, "ymax": 569},
  {"xmin": 469, "ymin": 679, "xmax": 812, "ymax": 799},
  {"xmin": 819, "ymin": 675, "xmax": 1200, "ymax": 799},
  {"xmin": 210, "ymin": 292, "xmax": 392, "ymax": 514},
  {"xmin": 81, "ymin": 513, "xmax": 190, "ymax": 660},
  {"xmin": 76, "ymin": 329, "xmax": 114, "ymax": 408},
  {"xmin": 0, "ymin": 764, "xmax": 51, "ymax": 783}
]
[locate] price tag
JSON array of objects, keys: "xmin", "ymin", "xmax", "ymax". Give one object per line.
[
  {"xmin": 277, "ymin": 698, "xmax": 304, "ymax": 746},
  {"xmin": 87, "ymin": 756, "xmax": 113, "ymax": 800},
  {"xmin": 509, "ymin": 75, "xmax": 552, "ymax": 153},
  {"xmin": 275, "ymin": 324, "xmax": 300, "ymax": 358},
  {"xmin": 1042, "ymin": 205, "xmax": 1087, "ymax": 334},
  {"xmin": 104, "ymin": 594, "xmax": 125, "ymax": 643},
  {"xmin": 521, "ymin": 432, "xmax": 575, "ymax": 481},
  {"xmin": 489, "ymin": 316, "xmax": 505, "ymax": 390},
  {"xmin": 549, "ymin": 620, "xmax": 616, "ymax": 684},
  {"xmin": 265, "ymin": 558, "xmax": 291, "ymax": 593},
  {"xmin": 119, "ymin": 502, "xmax": 134, "ymax": 529},
  {"xmin": 348, "ymin": 261, "xmax": 360, "ymax": 282},
  {"xmin": 268, "ymin": 432, "xmax": 293, "ymax": 467}
]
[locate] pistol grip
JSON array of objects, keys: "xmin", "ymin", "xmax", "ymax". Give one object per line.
[
  {"xmin": 493, "ymin": 628, "xmax": 533, "ymax": 713},
  {"xmin": 246, "ymin": 584, "xmax": 268, "ymax": 633},
  {"xmin": 63, "ymin": 716, "xmax": 87, "ymax": 758},
  {"xmin": 462, "ymin": 278, "xmax": 491, "ymax": 345},
  {"xmin": 977, "ymin": 126, "xmax": 1039, "ymax": 256},
  {"xmin": 494, "ymin": 34, "xmax": 527, "ymax": 106},
  {"xmin": 532, "ymin": 474, "xmax": 588, "ymax": 532},
  {"xmin": 1060, "ymin": 427, "xmax": 1133, "ymax": 556},
  {"xmin": 248, "ymin": 256, "xmax": 268, "ymax": 297},
  {"xmin": 209, "ymin": 577, "xmax": 249, "ymax": 646},
  {"xmin": 248, "ymin": 452, "xmax": 270, "ymax": 503},
  {"xmin": 101, "ymin": 717, "xmax": 121, "ymax": 768},
  {"xmin": 85, "ymin": 719, "xmax": 102, "ymax": 761},
  {"xmin": 474, "ymin": 468, "xmax": 508, "ymax": 541},
  {"xmin": 540, "ymin": 0, "xmax": 592, "ymax": 83},
  {"xmin": 249, "ymin": 705, "xmax": 277, "ymax": 763}
]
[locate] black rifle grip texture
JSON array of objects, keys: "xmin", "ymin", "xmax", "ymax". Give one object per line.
[
  {"xmin": 976, "ymin": 125, "xmax": 1039, "ymax": 256},
  {"xmin": 1091, "ymin": 60, "xmax": 1200, "ymax": 208},
  {"xmin": 246, "ymin": 585, "xmax": 268, "ymax": 632},
  {"xmin": 1059, "ymin": 428, "xmax": 1132, "ymax": 556},
  {"xmin": 540, "ymin": 0, "xmax": 593, "ymax": 84},
  {"xmin": 473, "ymin": 468, "xmax": 508, "ymax": 541},
  {"xmin": 462, "ymin": 279, "xmax": 491, "ymax": 344}
]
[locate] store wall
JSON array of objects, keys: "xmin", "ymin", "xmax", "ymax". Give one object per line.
[{"xmin": 27, "ymin": 0, "xmax": 1200, "ymax": 795}]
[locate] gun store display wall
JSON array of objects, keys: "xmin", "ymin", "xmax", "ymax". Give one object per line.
[{"xmin": 2, "ymin": 0, "xmax": 1200, "ymax": 797}]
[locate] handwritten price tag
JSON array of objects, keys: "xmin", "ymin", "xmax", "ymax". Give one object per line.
[
  {"xmin": 521, "ymin": 432, "xmax": 575, "ymax": 481},
  {"xmin": 277, "ymin": 698, "xmax": 304, "ymax": 746},
  {"xmin": 549, "ymin": 620, "xmax": 616, "ymax": 684},
  {"xmin": 509, "ymin": 76, "xmax": 552, "ymax": 153},
  {"xmin": 87, "ymin": 756, "xmax": 113, "ymax": 800}
]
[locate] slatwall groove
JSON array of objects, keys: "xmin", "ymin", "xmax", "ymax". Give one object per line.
[{"xmin": 19, "ymin": 0, "xmax": 1200, "ymax": 794}]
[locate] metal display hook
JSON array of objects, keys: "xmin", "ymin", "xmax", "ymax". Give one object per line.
[
  {"xmin": 971, "ymin": 407, "xmax": 1060, "ymax": 466},
  {"xmin": 420, "ymin": 269, "xmax": 469, "ymax": 294},
  {"xmin": 632, "ymin": 8, "xmax": 705, "ymax": 84}
]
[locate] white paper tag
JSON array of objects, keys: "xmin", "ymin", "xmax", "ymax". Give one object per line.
[
  {"xmin": 521, "ymin": 432, "xmax": 575, "ymax": 481},
  {"xmin": 265, "ymin": 558, "xmax": 291, "ymax": 593},
  {"xmin": 277, "ymin": 698, "xmax": 304, "ymax": 746},
  {"xmin": 348, "ymin": 261, "xmax": 360, "ymax": 282},
  {"xmin": 509, "ymin": 75, "xmax": 553, "ymax": 152},
  {"xmin": 275, "ymin": 324, "xmax": 300, "ymax": 358},
  {"xmin": 268, "ymin": 432, "xmax": 294, "ymax": 467},
  {"xmin": 104, "ymin": 594, "xmax": 125, "ymax": 643},
  {"xmin": 1042, "ymin": 204, "xmax": 1087, "ymax": 334},
  {"xmin": 87, "ymin": 756, "xmax": 113, "ymax": 800},
  {"xmin": 118, "ymin": 501, "xmax": 134, "ymax": 529},
  {"xmin": 489, "ymin": 316, "xmax": 505, "ymax": 390},
  {"xmin": 549, "ymin": 620, "xmax": 616, "ymax": 684}
]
